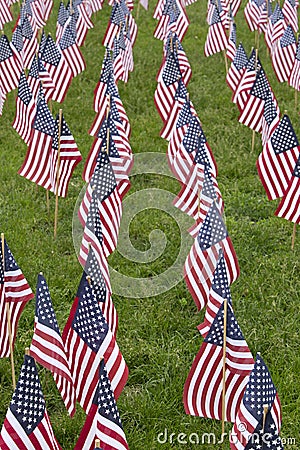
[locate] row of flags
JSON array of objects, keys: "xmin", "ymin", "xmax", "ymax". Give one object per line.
[
  {"xmin": 0, "ymin": 0, "xmax": 141, "ymax": 448},
  {"xmin": 152, "ymin": 0, "xmax": 285, "ymax": 447}
]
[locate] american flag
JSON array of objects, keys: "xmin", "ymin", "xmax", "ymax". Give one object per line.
[
  {"xmin": 84, "ymin": 245, "xmax": 118, "ymax": 337},
  {"xmin": 12, "ymin": 71, "xmax": 36, "ymax": 145},
  {"xmin": 275, "ymin": 155, "xmax": 300, "ymax": 223},
  {"xmin": 40, "ymin": 34, "xmax": 73, "ymax": 103},
  {"xmin": 18, "ymin": 88, "xmax": 56, "ymax": 190},
  {"xmin": 160, "ymin": 78, "xmax": 189, "ymax": 141},
  {"xmin": 0, "ymin": 34, "xmax": 22, "ymax": 94},
  {"xmin": 30, "ymin": 0, "xmax": 46, "ymax": 29},
  {"xmin": 43, "ymin": 0, "xmax": 54, "ymax": 21},
  {"xmin": 226, "ymin": 20, "xmax": 237, "ymax": 62},
  {"xmin": 204, "ymin": 6, "xmax": 228, "ymax": 57},
  {"xmin": 229, "ymin": 0, "xmax": 242, "ymax": 17},
  {"xmin": 256, "ymin": 114, "xmax": 300, "ymax": 200},
  {"xmin": 260, "ymin": 90, "xmax": 280, "ymax": 147},
  {"xmin": 232, "ymin": 49, "xmax": 261, "ymax": 111},
  {"xmin": 267, "ymin": 4, "xmax": 286, "ymax": 53},
  {"xmin": 282, "ymin": 0, "xmax": 298, "ymax": 33},
  {"xmin": 154, "ymin": 0, "xmax": 179, "ymax": 41},
  {"xmin": 0, "ymin": 354, "xmax": 62, "ymax": 449},
  {"xmin": 272, "ymin": 25, "xmax": 296, "ymax": 83},
  {"xmin": 153, "ymin": 0, "xmax": 165, "ymax": 20},
  {"xmin": 230, "ymin": 353, "xmax": 282, "ymax": 450},
  {"xmin": 113, "ymin": 32, "xmax": 125, "ymax": 84},
  {"xmin": 238, "ymin": 67, "xmax": 272, "ymax": 132},
  {"xmin": 102, "ymin": 2, "xmax": 125, "ymax": 50},
  {"xmin": 29, "ymin": 273, "xmax": 76, "ymax": 417},
  {"xmin": 258, "ymin": 0, "xmax": 268, "ymax": 34},
  {"xmin": 0, "ymin": 85, "xmax": 6, "ymax": 116},
  {"xmin": 38, "ymin": 58, "xmax": 56, "ymax": 102},
  {"xmin": 62, "ymin": 275, "xmax": 128, "ymax": 414},
  {"xmin": 183, "ymin": 301, "xmax": 254, "ymax": 421},
  {"xmin": 244, "ymin": 0, "xmax": 260, "ymax": 32},
  {"xmin": 49, "ymin": 113, "xmax": 82, "ymax": 198},
  {"xmin": 27, "ymin": 54, "xmax": 41, "ymax": 100},
  {"xmin": 60, "ymin": 24, "xmax": 86, "ymax": 77},
  {"xmin": 226, "ymin": 42, "xmax": 248, "ymax": 93},
  {"xmin": 154, "ymin": 51, "xmax": 182, "ymax": 123},
  {"xmin": 56, "ymin": 1, "xmax": 70, "ymax": 44},
  {"xmin": 184, "ymin": 202, "xmax": 239, "ymax": 311},
  {"xmin": 197, "ymin": 249, "xmax": 232, "ymax": 338},
  {"xmin": 93, "ymin": 51, "xmax": 114, "ymax": 112},
  {"xmin": 0, "ymin": 0, "xmax": 13, "ymax": 30},
  {"xmin": 0, "ymin": 238, "xmax": 34, "ymax": 358},
  {"xmin": 20, "ymin": 16, "xmax": 38, "ymax": 70},
  {"xmin": 10, "ymin": 26, "xmax": 24, "ymax": 70},
  {"xmin": 74, "ymin": 359, "xmax": 129, "ymax": 450},
  {"xmin": 289, "ymin": 35, "xmax": 300, "ymax": 90}
]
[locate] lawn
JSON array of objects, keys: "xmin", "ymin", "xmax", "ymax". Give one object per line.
[{"xmin": 0, "ymin": 0, "xmax": 299, "ymax": 449}]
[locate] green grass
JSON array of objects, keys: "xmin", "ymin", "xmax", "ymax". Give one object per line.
[{"xmin": 0, "ymin": 0, "xmax": 300, "ymax": 449}]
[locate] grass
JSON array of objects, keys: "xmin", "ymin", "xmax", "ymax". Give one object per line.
[{"xmin": 0, "ymin": 0, "xmax": 300, "ymax": 448}]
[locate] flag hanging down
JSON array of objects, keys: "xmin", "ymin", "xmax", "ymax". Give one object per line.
[
  {"xmin": 154, "ymin": 0, "xmax": 189, "ymax": 42},
  {"xmin": 275, "ymin": 155, "xmax": 300, "ymax": 223},
  {"xmin": 226, "ymin": 20, "xmax": 237, "ymax": 62},
  {"xmin": 184, "ymin": 202, "xmax": 239, "ymax": 311},
  {"xmin": 20, "ymin": 16, "xmax": 38, "ymax": 69},
  {"xmin": 0, "ymin": 354, "xmax": 62, "ymax": 450},
  {"xmin": 0, "ymin": 0, "xmax": 13, "ymax": 30},
  {"xmin": 12, "ymin": 71, "xmax": 36, "ymax": 145},
  {"xmin": 272, "ymin": 25, "xmax": 296, "ymax": 83},
  {"xmin": 289, "ymin": 35, "xmax": 300, "ymax": 90},
  {"xmin": 230, "ymin": 353, "xmax": 282, "ymax": 450},
  {"xmin": 226, "ymin": 42, "xmax": 248, "ymax": 93},
  {"xmin": 204, "ymin": 6, "xmax": 228, "ymax": 57},
  {"xmin": 160, "ymin": 78, "xmax": 189, "ymax": 141},
  {"xmin": 244, "ymin": 0, "xmax": 260, "ymax": 32},
  {"xmin": 183, "ymin": 301, "xmax": 254, "ymax": 421},
  {"xmin": 56, "ymin": 0, "xmax": 70, "ymax": 44},
  {"xmin": 0, "ymin": 85, "xmax": 6, "ymax": 116},
  {"xmin": 256, "ymin": 114, "xmax": 300, "ymax": 200},
  {"xmin": 232, "ymin": 49, "xmax": 261, "ymax": 111},
  {"xmin": 62, "ymin": 275, "xmax": 128, "ymax": 414},
  {"xmin": 40, "ymin": 34, "xmax": 73, "ymax": 103},
  {"xmin": 0, "ymin": 34, "xmax": 22, "ymax": 94},
  {"xmin": 0, "ymin": 238, "xmax": 34, "ymax": 358},
  {"xmin": 102, "ymin": 1, "xmax": 126, "ymax": 50},
  {"xmin": 282, "ymin": 0, "xmax": 298, "ymax": 33},
  {"xmin": 238, "ymin": 67, "xmax": 273, "ymax": 132},
  {"xmin": 29, "ymin": 273, "xmax": 76, "ymax": 417},
  {"xmin": 49, "ymin": 112, "xmax": 82, "ymax": 198},
  {"xmin": 10, "ymin": 26, "xmax": 24, "ymax": 70},
  {"xmin": 74, "ymin": 359, "xmax": 129, "ymax": 450},
  {"xmin": 260, "ymin": 89, "xmax": 280, "ymax": 147},
  {"xmin": 18, "ymin": 88, "xmax": 56, "ymax": 190},
  {"xmin": 59, "ymin": 24, "xmax": 86, "ymax": 77},
  {"xmin": 265, "ymin": 4, "xmax": 286, "ymax": 53},
  {"xmin": 197, "ymin": 249, "xmax": 232, "ymax": 338}
]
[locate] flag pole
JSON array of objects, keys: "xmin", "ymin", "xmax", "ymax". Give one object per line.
[
  {"xmin": 54, "ymin": 109, "xmax": 63, "ymax": 239},
  {"xmin": 95, "ymin": 439, "xmax": 101, "ymax": 448},
  {"xmin": 106, "ymin": 95, "xmax": 111, "ymax": 155},
  {"xmin": 251, "ymin": 48, "xmax": 259, "ymax": 153},
  {"xmin": 1, "ymin": 233, "xmax": 16, "ymax": 390},
  {"xmin": 291, "ymin": 223, "xmax": 297, "ymax": 249},
  {"xmin": 224, "ymin": 50, "xmax": 228, "ymax": 74},
  {"xmin": 136, "ymin": 0, "xmax": 141, "ymax": 19},
  {"xmin": 221, "ymin": 298, "xmax": 228, "ymax": 437},
  {"xmin": 25, "ymin": 347, "xmax": 30, "ymax": 356},
  {"xmin": 262, "ymin": 404, "xmax": 269, "ymax": 432}
]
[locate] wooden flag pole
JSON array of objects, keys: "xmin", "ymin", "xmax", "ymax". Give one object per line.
[
  {"xmin": 136, "ymin": 0, "xmax": 141, "ymax": 19},
  {"xmin": 106, "ymin": 95, "xmax": 111, "ymax": 155},
  {"xmin": 54, "ymin": 109, "xmax": 63, "ymax": 239},
  {"xmin": 25, "ymin": 347, "xmax": 30, "ymax": 356},
  {"xmin": 224, "ymin": 50, "xmax": 228, "ymax": 74},
  {"xmin": 95, "ymin": 439, "xmax": 101, "ymax": 448},
  {"xmin": 221, "ymin": 298, "xmax": 228, "ymax": 437},
  {"xmin": 251, "ymin": 49, "xmax": 259, "ymax": 153},
  {"xmin": 1, "ymin": 233, "xmax": 16, "ymax": 390},
  {"xmin": 291, "ymin": 223, "xmax": 297, "ymax": 249},
  {"xmin": 262, "ymin": 404, "xmax": 269, "ymax": 432}
]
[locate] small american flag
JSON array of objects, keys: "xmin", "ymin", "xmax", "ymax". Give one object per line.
[
  {"xmin": 244, "ymin": 0, "xmax": 260, "ymax": 32},
  {"xmin": 183, "ymin": 301, "xmax": 254, "ymax": 421},
  {"xmin": 56, "ymin": 1, "xmax": 70, "ymax": 44},
  {"xmin": 0, "ymin": 0, "xmax": 13, "ymax": 30},
  {"xmin": 256, "ymin": 114, "xmax": 300, "ymax": 200},
  {"xmin": 18, "ymin": 88, "xmax": 56, "ymax": 190},
  {"xmin": 29, "ymin": 273, "xmax": 76, "ymax": 417},
  {"xmin": 226, "ymin": 42, "xmax": 248, "ymax": 93},
  {"xmin": 93, "ymin": 50, "xmax": 114, "ymax": 112},
  {"xmin": 282, "ymin": 0, "xmax": 298, "ymax": 33},
  {"xmin": 20, "ymin": 16, "xmax": 38, "ymax": 69},
  {"xmin": 184, "ymin": 202, "xmax": 239, "ymax": 311},
  {"xmin": 272, "ymin": 25, "xmax": 296, "ymax": 83},
  {"xmin": 74, "ymin": 359, "xmax": 129, "ymax": 450},
  {"xmin": 226, "ymin": 20, "xmax": 237, "ymax": 62},
  {"xmin": 12, "ymin": 71, "xmax": 36, "ymax": 145},
  {"xmin": 232, "ymin": 49, "xmax": 261, "ymax": 111},
  {"xmin": 0, "ymin": 34, "xmax": 22, "ymax": 94},
  {"xmin": 289, "ymin": 35, "xmax": 300, "ymax": 90},
  {"xmin": 230, "ymin": 353, "xmax": 282, "ymax": 450},
  {"xmin": 204, "ymin": 6, "xmax": 228, "ymax": 57},
  {"xmin": 102, "ymin": 2, "xmax": 125, "ymax": 50},
  {"xmin": 0, "ymin": 354, "xmax": 62, "ymax": 449},
  {"xmin": 10, "ymin": 26, "xmax": 24, "ymax": 70},
  {"xmin": 59, "ymin": 24, "xmax": 86, "ymax": 77},
  {"xmin": 62, "ymin": 276, "xmax": 128, "ymax": 414},
  {"xmin": 260, "ymin": 90, "xmax": 280, "ymax": 147},
  {"xmin": 275, "ymin": 155, "xmax": 300, "ymax": 223},
  {"xmin": 157, "ymin": 33, "xmax": 192, "ymax": 86}
]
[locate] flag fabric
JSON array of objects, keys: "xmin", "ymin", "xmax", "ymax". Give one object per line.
[
  {"xmin": 40, "ymin": 34, "xmax": 73, "ymax": 103},
  {"xmin": 140, "ymin": 0, "xmax": 149, "ymax": 9},
  {"xmin": 12, "ymin": 71, "xmax": 36, "ymax": 145},
  {"xmin": 10, "ymin": 26, "xmax": 24, "ymax": 70},
  {"xmin": 56, "ymin": 1, "xmax": 70, "ymax": 44},
  {"xmin": 102, "ymin": 2, "xmax": 126, "ymax": 50},
  {"xmin": 74, "ymin": 359, "xmax": 129, "ymax": 450},
  {"xmin": 0, "ymin": 0, "xmax": 13, "ymax": 30},
  {"xmin": 29, "ymin": 274, "xmax": 76, "ymax": 417},
  {"xmin": 244, "ymin": 0, "xmax": 260, "ymax": 32},
  {"xmin": 0, "ymin": 354, "xmax": 62, "ymax": 450},
  {"xmin": 275, "ymin": 155, "xmax": 300, "ymax": 223},
  {"xmin": 62, "ymin": 275, "xmax": 128, "ymax": 414},
  {"xmin": 0, "ymin": 238, "xmax": 34, "ymax": 358},
  {"xmin": 226, "ymin": 42, "xmax": 248, "ymax": 93},
  {"xmin": 272, "ymin": 25, "xmax": 296, "ymax": 82},
  {"xmin": 183, "ymin": 301, "xmax": 254, "ymax": 421},
  {"xmin": 38, "ymin": 58, "xmax": 56, "ymax": 101},
  {"xmin": 238, "ymin": 67, "xmax": 272, "ymax": 132},
  {"xmin": 282, "ymin": 0, "xmax": 298, "ymax": 33},
  {"xmin": 154, "ymin": 0, "xmax": 189, "ymax": 42},
  {"xmin": 230, "ymin": 353, "xmax": 282, "ymax": 450},
  {"xmin": 20, "ymin": 16, "xmax": 38, "ymax": 69},
  {"xmin": 256, "ymin": 114, "xmax": 300, "ymax": 200},
  {"xmin": 289, "ymin": 35, "xmax": 300, "ymax": 90},
  {"xmin": 160, "ymin": 78, "xmax": 189, "ymax": 141},
  {"xmin": 18, "ymin": 88, "xmax": 56, "ymax": 189},
  {"xmin": 0, "ymin": 34, "xmax": 22, "ymax": 94},
  {"xmin": 232, "ymin": 49, "xmax": 261, "ymax": 111},
  {"xmin": 204, "ymin": 6, "xmax": 228, "ymax": 57},
  {"xmin": 59, "ymin": 24, "xmax": 86, "ymax": 77},
  {"xmin": 0, "ymin": 85, "xmax": 5, "ymax": 115},
  {"xmin": 260, "ymin": 89, "xmax": 280, "ymax": 147},
  {"xmin": 226, "ymin": 21, "xmax": 237, "ymax": 62},
  {"xmin": 266, "ymin": 4, "xmax": 286, "ymax": 53},
  {"xmin": 184, "ymin": 202, "xmax": 239, "ymax": 311},
  {"xmin": 48, "ymin": 113, "xmax": 82, "ymax": 198}
]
